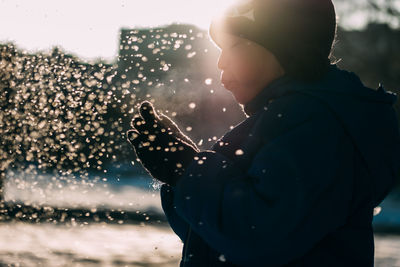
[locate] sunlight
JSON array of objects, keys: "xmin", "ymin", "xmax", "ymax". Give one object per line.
[{"xmin": 0, "ymin": 0, "xmax": 234, "ymax": 61}]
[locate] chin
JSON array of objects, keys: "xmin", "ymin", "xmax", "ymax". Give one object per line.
[
  {"xmin": 232, "ymin": 93, "xmax": 251, "ymax": 105},
  {"xmin": 223, "ymin": 86, "xmax": 244, "ymax": 104}
]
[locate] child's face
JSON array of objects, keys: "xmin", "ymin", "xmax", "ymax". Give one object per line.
[{"xmin": 216, "ymin": 33, "xmax": 284, "ymax": 104}]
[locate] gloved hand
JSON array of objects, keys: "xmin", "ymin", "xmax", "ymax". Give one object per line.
[{"xmin": 127, "ymin": 101, "xmax": 200, "ymax": 186}]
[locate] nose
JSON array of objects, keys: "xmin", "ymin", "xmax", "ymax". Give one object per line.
[{"xmin": 217, "ymin": 50, "xmax": 229, "ymax": 71}]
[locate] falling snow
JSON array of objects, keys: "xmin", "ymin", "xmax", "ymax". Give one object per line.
[
  {"xmin": 235, "ymin": 149, "xmax": 244, "ymax": 156},
  {"xmin": 0, "ymin": 21, "xmax": 276, "ymax": 267}
]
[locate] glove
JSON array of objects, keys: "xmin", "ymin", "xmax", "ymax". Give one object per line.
[{"xmin": 127, "ymin": 101, "xmax": 200, "ymax": 186}]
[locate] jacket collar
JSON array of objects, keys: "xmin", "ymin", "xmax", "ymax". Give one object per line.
[
  {"xmin": 243, "ymin": 74, "xmax": 295, "ymax": 117},
  {"xmin": 242, "ymin": 65, "xmax": 345, "ymax": 117}
]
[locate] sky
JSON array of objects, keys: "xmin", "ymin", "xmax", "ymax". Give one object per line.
[
  {"xmin": 0, "ymin": 0, "xmax": 380, "ymax": 62},
  {"xmin": 0, "ymin": 0, "xmax": 233, "ymax": 61}
]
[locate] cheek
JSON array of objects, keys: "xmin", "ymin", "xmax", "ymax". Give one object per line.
[{"xmin": 231, "ymin": 58, "xmax": 261, "ymax": 85}]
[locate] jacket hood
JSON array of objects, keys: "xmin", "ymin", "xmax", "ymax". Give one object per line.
[{"xmin": 244, "ymin": 64, "xmax": 400, "ymax": 207}]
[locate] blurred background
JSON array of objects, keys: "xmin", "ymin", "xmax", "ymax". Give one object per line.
[{"xmin": 0, "ymin": 0, "xmax": 399, "ymax": 266}]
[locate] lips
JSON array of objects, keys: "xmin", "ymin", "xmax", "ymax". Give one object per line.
[
  {"xmin": 221, "ymin": 79, "xmax": 237, "ymax": 91},
  {"xmin": 221, "ymin": 71, "xmax": 238, "ymax": 91},
  {"xmin": 221, "ymin": 78, "xmax": 236, "ymax": 90}
]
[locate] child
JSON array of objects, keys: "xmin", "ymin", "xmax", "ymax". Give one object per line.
[{"xmin": 127, "ymin": 0, "xmax": 400, "ymax": 266}]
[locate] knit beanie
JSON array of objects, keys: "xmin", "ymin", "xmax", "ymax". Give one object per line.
[{"xmin": 208, "ymin": 0, "xmax": 337, "ymax": 81}]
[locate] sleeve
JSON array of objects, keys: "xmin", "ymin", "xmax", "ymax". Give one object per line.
[
  {"xmin": 171, "ymin": 114, "xmax": 355, "ymax": 266},
  {"xmin": 160, "ymin": 183, "xmax": 190, "ymax": 243}
]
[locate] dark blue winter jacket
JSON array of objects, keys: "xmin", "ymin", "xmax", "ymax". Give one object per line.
[{"xmin": 160, "ymin": 64, "xmax": 400, "ymax": 266}]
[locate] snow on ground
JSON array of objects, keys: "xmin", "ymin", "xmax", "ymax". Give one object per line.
[
  {"xmin": 0, "ymin": 222, "xmax": 182, "ymax": 267},
  {"xmin": 0, "ymin": 222, "xmax": 399, "ymax": 267},
  {"xmin": 375, "ymin": 234, "xmax": 400, "ymax": 267}
]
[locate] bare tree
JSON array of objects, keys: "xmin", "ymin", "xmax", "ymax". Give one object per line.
[{"xmin": 334, "ymin": 0, "xmax": 400, "ymax": 28}]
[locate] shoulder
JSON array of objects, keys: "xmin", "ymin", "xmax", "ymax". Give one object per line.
[{"xmin": 253, "ymin": 92, "xmax": 341, "ymax": 143}]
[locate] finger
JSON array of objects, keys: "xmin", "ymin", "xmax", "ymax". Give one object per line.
[
  {"xmin": 139, "ymin": 101, "xmax": 159, "ymax": 124},
  {"xmin": 178, "ymin": 138, "xmax": 200, "ymax": 153},
  {"xmin": 127, "ymin": 130, "xmax": 152, "ymax": 151},
  {"xmin": 176, "ymin": 135, "xmax": 199, "ymax": 152},
  {"xmin": 159, "ymin": 113, "xmax": 187, "ymax": 138},
  {"xmin": 159, "ymin": 113, "xmax": 199, "ymax": 150},
  {"xmin": 159, "ymin": 113, "xmax": 179, "ymax": 132},
  {"xmin": 131, "ymin": 117, "xmax": 148, "ymax": 133},
  {"xmin": 126, "ymin": 129, "xmax": 141, "ymax": 146}
]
